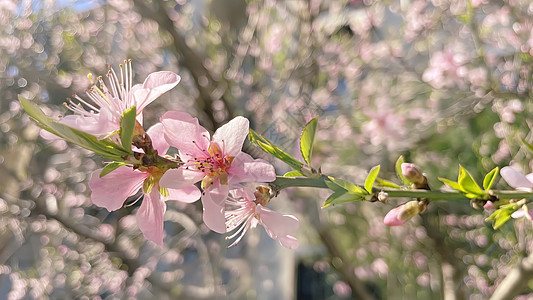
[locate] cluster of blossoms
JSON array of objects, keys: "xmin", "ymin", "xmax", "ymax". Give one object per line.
[{"xmin": 54, "ymin": 61, "xmax": 299, "ymax": 247}]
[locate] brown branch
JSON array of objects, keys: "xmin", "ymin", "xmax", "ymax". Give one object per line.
[
  {"xmin": 490, "ymin": 251, "xmax": 533, "ymax": 300},
  {"xmin": 318, "ymin": 228, "xmax": 374, "ymax": 300},
  {"xmin": 420, "ymin": 214, "xmax": 468, "ymax": 300},
  {"xmin": 132, "ymin": 0, "xmax": 235, "ymax": 130}
]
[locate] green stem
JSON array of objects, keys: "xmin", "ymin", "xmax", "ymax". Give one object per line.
[{"xmin": 270, "ymin": 176, "xmax": 533, "ymax": 201}]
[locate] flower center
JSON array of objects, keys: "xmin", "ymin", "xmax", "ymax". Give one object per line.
[{"xmin": 192, "ymin": 142, "xmax": 234, "ymax": 189}]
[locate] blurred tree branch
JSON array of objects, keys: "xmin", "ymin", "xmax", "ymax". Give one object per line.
[
  {"xmin": 421, "ymin": 214, "xmax": 468, "ymax": 300},
  {"xmin": 318, "ymin": 228, "xmax": 374, "ymax": 300},
  {"xmin": 132, "ymin": 0, "xmax": 235, "ymax": 130},
  {"xmin": 490, "ymin": 251, "xmax": 533, "ymax": 300}
]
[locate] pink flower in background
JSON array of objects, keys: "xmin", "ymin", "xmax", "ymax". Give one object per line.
[
  {"xmin": 158, "ymin": 112, "xmax": 276, "ymax": 233},
  {"xmin": 61, "ymin": 60, "xmax": 180, "ymax": 139},
  {"xmin": 225, "ymin": 187, "xmax": 299, "ymax": 249},
  {"xmin": 88, "ymin": 123, "xmax": 201, "ymax": 245},
  {"xmin": 422, "ymin": 50, "xmax": 467, "ymax": 89}
]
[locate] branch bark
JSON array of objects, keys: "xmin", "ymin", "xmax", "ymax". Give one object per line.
[
  {"xmin": 490, "ymin": 251, "xmax": 533, "ymax": 300},
  {"xmin": 318, "ymin": 228, "xmax": 374, "ymax": 300},
  {"xmin": 132, "ymin": 0, "xmax": 235, "ymax": 130},
  {"xmin": 421, "ymin": 214, "xmax": 468, "ymax": 300}
]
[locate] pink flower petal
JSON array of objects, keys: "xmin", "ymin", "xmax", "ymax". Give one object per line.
[
  {"xmin": 201, "ymin": 193, "xmax": 226, "ymax": 233},
  {"xmin": 88, "ymin": 166, "xmax": 147, "ymax": 211},
  {"xmin": 161, "ymin": 111, "xmax": 211, "ymax": 160},
  {"xmin": 256, "ymin": 205, "xmax": 299, "ymax": 238},
  {"xmin": 134, "ymin": 71, "xmax": 181, "ymax": 112},
  {"xmin": 501, "ymin": 167, "xmax": 533, "ymax": 189},
  {"xmin": 229, "ymin": 152, "xmax": 276, "ymax": 183},
  {"xmin": 159, "ymin": 168, "xmax": 204, "ymax": 189},
  {"xmin": 146, "ymin": 123, "xmax": 169, "ymax": 155},
  {"xmin": 204, "ymin": 180, "xmax": 230, "ymax": 206},
  {"xmin": 511, "ymin": 208, "xmax": 526, "ymax": 219},
  {"xmin": 60, "ymin": 109, "xmax": 116, "ymax": 139},
  {"xmin": 212, "ymin": 116, "xmax": 249, "ymax": 157},
  {"xmin": 277, "ymin": 235, "xmax": 299, "ymax": 249},
  {"xmin": 136, "ymin": 188, "xmax": 166, "ymax": 246},
  {"xmin": 383, "ymin": 206, "xmax": 406, "ymax": 226},
  {"xmin": 164, "ymin": 186, "xmax": 201, "ymax": 203}
]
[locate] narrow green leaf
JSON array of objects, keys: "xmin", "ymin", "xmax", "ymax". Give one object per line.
[
  {"xmin": 100, "ymin": 162, "xmax": 128, "ymax": 178},
  {"xmin": 323, "ymin": 191, "xmax": 364, "ymax": 207},
  {"xmin": 395, "ymin": 156, "xmax": 411, "ymax": 186},
  {"xmin": 483, "ymin": 167, "xmax": 499, "ymax": 191},
  {"xmin": 458, "ymin": 165, "xmax": 484, "ymax": 196},
  {"xmin": 327, "ymin": 176, "xmax": 368, "ymax": 195},
  {"xmin": 248, "ymin": 129, "xmax": 304, "ymax": 170},
  {"xmin": 521, "ymin": 138, "xmax": 533, "ymax": 154},
  {"xmin": 19, "ymin": 96, "xmax": 129, "ymax": 161},
  {"xmin": 364, "ymin": 165, "xmax": 380, "ymax": 193},
  {"xmin": 300, "ymin": 117, "xmax": 318, "ymax": 167},
  {"xmin": 438, "ymin": 177, "xmax": 463, "ymax": 192},
  {"xmin": 375, "ymin": 178, "xmax": 401, "ymax": 189},
  {"xmin": 119, "ymin": 106, "xmax": 136, "ymax": 152},
  {"xmin": 283, "ymin": 170, "xmax": 304, "ymax": 177},
  {"xmin": 486, "ymin": 203, "xmax": 519, "ymax": 229}
]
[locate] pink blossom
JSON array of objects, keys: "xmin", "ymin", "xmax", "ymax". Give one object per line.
[
  {"xmin": 61, "ymin": 60, "xmax": 180, "ymax": 139},
  {"xmin": 422, "ymin": 50, "xmax": 467, "ymax": 89},
  {"xmin": 384, "ymin": 201, "xmax": 424, "ymax": 226},
  {"xmin": 88, "ymin": 124, "xmax": 201, "ymax": 245},
  {"xmin": 158, "ymin": 111, "xmax": 276, "ymax": 233},
  {"xmin": 500, "ymin": 166, "xmax": 533, "ymax": 190},
  {"xmin": 224, "ymin": 188, "xmax": 299, "ymax": 249}
]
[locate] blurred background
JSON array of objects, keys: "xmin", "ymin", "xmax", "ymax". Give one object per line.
[{"xmin": 2, "ymin": 0, "xmax": 533, "ymax": 299}]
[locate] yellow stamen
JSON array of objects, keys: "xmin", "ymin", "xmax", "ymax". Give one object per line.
[{"xmin": 87, "ymin": 73, "xmax": 94, "ymax": 84}]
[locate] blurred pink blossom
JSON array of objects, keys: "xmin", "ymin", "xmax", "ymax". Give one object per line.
[{"xmin": 422, "ymin": 50, "xmax": 467, "ymax": 89}]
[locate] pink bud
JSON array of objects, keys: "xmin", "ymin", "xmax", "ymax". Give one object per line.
[
  {"xmin": 384, "ymin": 206, "xmax": 406, "ymax": 226},
  {"xmin": 401, "ymin": 163, "xmax": 427, "ymax": 187},
  {"xmin": 483, "ymin": 201, "xmax": 494, "ymax": 210},
  {"xmin": 384, "ymin": 201, "xmax": 423, "ymax": 226}
]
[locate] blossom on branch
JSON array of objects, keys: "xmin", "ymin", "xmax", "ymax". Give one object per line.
[
  {"xmin": 61, "ymin": 60, "xmax": 180, "ymax": 139},
  {"xmin": 158, "ymin": 112, "xmax": 276, "ymax": 233},
  {"xmin": 384, "ymin": 200, "xmax": 426, "ymax": 226},
  {"xmin": 225, "ymin": 187, "xmax": 299, "ymax": 249},
  {"xmin": 500, "ymin": 166, "xmax": 533, "ymax": 191},
  {"xmin": 88, "ymin": 123, "xmax": 201, "ymax": 245}
]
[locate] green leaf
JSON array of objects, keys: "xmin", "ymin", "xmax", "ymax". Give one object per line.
[
  {"xmin": 364, "ymin": 165, "xmax": 380, "ymax": 194},
  {"xmin": 395, "ymin": 156, "xmax": 411, "ymax": 186},
  {"xmin": 458, "ymin": 165, "xmax": 484, "ymax": 196},
  {"xmin": 522, "ymin": 138, "xmax": 533, "ymax": 154},
  {"xmin": 248, "ymin": 129, "xmax": 304, "ymax": 170},
  {"xmin": 438, "ymin": 177, "xmax": 463, "ymax": 192},
  {"xmin": 119, "ymin": 106, "xmax": 136, "ymax": 152},
  {"xmin": 483, "ymin": 167, "xmax": 499, "ymax": 191},
  {"xmin": 486, "ymin": 203, "xmax": 520, "ymax": 229},
  {"xmin": 283, "ymin": 170, "xmax": 304, "ymax": 177},
  {"xmin": 375, "ymin": 178, "xmax": 401, "ymax": 189},
  {"xmin": 327, "ymin": 176, "xmax": 368, "ymax": 195},
  {"xmin": 323, "ymin": 190, "xmax": 364, "ymax": 207},
  {"xmin": 100, "ymin": 162, "xmax": 128, "ymax": 178},
  {"xmin": 300, "ymin": 117, "xmax": 318, "ymax": 167},
  {"xmin": 19, "ymin": 96, "xmax": 130, "ymax": 161}
]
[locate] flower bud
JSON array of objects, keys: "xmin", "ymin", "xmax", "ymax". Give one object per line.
[
  {"xmin": 483, "ymin": 201, "xmax": 494, "ymax": 210},
  {"xmin": 384, "ymin": 200, "xmax": 426, "ymax": 226},
  {"xmin": 401, "ymin": 163, "xmax": 428, "ymax": 188}
]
